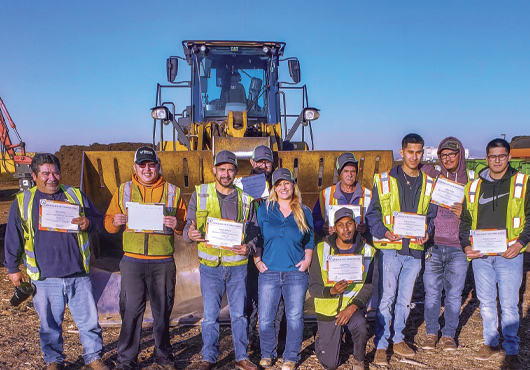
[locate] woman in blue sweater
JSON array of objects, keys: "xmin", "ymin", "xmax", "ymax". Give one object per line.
[{"xmin": 254, "ymin": 168, "xmax": 314, "ymax": 370}]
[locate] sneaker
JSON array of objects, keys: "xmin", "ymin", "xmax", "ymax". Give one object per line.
[
  {"xmin": 393, "ymin": 341, "xmax": 415, "ymax": 358},
  {"xmin": 373, "ymin": 349, "xmax": 389, "ymax": 366},
  {"xmin": 421, "ymin": 334, "xmax": 438, "ymax": 349},
  {"xmin": 438, "ymin": 336, "xmax": 457, "ymax": 351},
  {"xmin": 352, "ymin": 359, "xmax": 364, "ymax": 370},
  {"xmin": 82, "ymin": 359, "xmax": 110, "ymax": 370},
  {"xmin": 474, "ymin": 344, "xmax": 501, "ymax": 361},
  {"xmin": 281, "ymin": 360, "xmax": 296, "ymax": 370},
  {"xmin": 46, "ymin": 364, "xmax": 64, "ymax": 370},
  {"xmin": 259, "ymin": 358, "xmax": 273, "ymax": 368},
  {"xmin": 504, "ymin": 355, "xmax": 524, "ymax": 370}
]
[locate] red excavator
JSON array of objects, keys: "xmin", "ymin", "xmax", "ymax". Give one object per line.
[{"xmin": 0, "ymin": 96, "xmax": 33, "ymax": 190}]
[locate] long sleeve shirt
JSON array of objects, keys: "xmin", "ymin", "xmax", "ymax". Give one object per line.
[
  {"xmin": 182, "ymin": 187, "xmax": 259, "ymax": 253},
  {"xmin": 4, "ymin": 187, "xmax": 103, "ymax": 278},
  {"xmin": 309, "ymin": 233, "xmax": 375, "ymax": 321},
  {"xmin": 257, "ymin": 202, "xmax": 314, "ymax": 271}
]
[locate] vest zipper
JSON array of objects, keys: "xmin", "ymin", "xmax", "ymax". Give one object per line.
[{"xmin": 144, "ymin": 234, "xmax": 149, "ymax": 255}]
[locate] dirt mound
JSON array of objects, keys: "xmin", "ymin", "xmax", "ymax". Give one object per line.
[{"xmin": 54, "ymin": 142, "xmax": 150, "ymax": 187}]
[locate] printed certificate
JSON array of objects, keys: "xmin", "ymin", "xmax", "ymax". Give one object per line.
[
  {"xmin": 234, "ymin": 173, "xmax": 269, "ymax": 200},
  {"xmin": 327, "ymin": 205, "xmax": 362, "ymax": 226},
  {"xmin": 126, "ymin": 202, "xmax": 165, "ymax": 233},
  {"xmin": 471, "ymin": 229, "xmax": 508, "ymax": 255},
  {"xmin": 392, "ymin": 212, "xmax": 426, "ymax": 238},
  {"xmin": 327, "ymin": 255, "xmax": 363, "ymax": 283},
  {"xmin": 431, "ymin": 177, "xmax": 465, "ymax": 208},
  {"xmin": 39, "ymin": 199, "xmax": 80, "ymax": 233},
  {"xmin": 205, "ymin": 217, "xmax": 244, "ymax": 250}
]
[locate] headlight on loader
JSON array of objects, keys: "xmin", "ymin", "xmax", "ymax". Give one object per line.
[
  {"xmin": 303, "ymin": 108, "xmax": 320, "ymax": 122},
  {"xmin": 151, "ymin": 106, "xmax": 171, "ymax": 120}
]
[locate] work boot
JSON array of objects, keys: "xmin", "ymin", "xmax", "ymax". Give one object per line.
[
  {"xmin": 474, "ymin": 344, "xmax": 501, "ymax": 360},
  {"xmin": 438, "ymin": 336, "xmax": 457, "ymax": 351},
  {"xmin": 235, "ymin": 359, "xmax": 257, "ymax": 370},
  {"xmin": 281, "ymin": 361, "xmax": 296, "ymax": 370},
  {"xmin": 373, "ymin": 349, "xmax": 389, "ymax": 366},
  {"xmin": 46, "ymin": 364, "xmax": 64, "ymax": 370},
  {"xmin": 393, "ymin": 341, "xmax": 415, "ymax": 358},
  {"xmin": 82, "ymin": 359, "xmax": 110, "ymax": 370},
  {"xmin": 352, "ymin": 359, "xmax": 364, "ymax": 370},
  {"xmin": 198, "ymin": 361, "xmax": 217, "ymax": 370},
  {"xmin": 504, "ymin": 355, "xmax": 524, "ymax": 370},
  {"xmin": 420, "ymin": 334, "xmax": 438, "ymax": 350},
  {"xmin": 259, "ymin": 358, "xmax": 273, "ymax": 368}
]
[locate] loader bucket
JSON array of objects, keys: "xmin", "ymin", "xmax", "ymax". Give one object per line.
[{"xmin": 81, "ymin": 149, "xmax": 393, "ymax": 325}]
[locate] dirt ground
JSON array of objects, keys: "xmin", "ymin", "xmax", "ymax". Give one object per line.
[{"xmin": 1, "ymin": 173, "xmax": 530, "ymax": 370}]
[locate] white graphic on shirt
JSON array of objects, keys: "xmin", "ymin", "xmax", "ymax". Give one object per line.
[{"xmin": 478, "ymin": 192, "xmax": 509, "ymax": 205}]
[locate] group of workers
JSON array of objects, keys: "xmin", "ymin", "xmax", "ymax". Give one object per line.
[{"xmin": 4, "ymin": 133, "xmax": 528, "ymax": 370}]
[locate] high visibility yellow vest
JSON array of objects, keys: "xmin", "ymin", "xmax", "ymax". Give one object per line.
[
  {"xmin": 465, "ymin": 172, "xmax": 528, "ymax": 253},
  {"xmin": 372, "ymin": 171, "xmax": 434, "ymax": 251},
  {"xmin": 195, "ymin": 183, "xmax": 253, "ymax": 267},
  {"xmin": 319, "ymin": 183, "xmax": 372, "ymax": 222},
  {"xmin": 16, "ymin": 185, "xmax": 90, "ymax": 280},
  {"xmin": 117, "ymin": 181, "xmax": 179, "ymax": 256},
  {"xmin": 313, "ymin": 240, "xmax": 373, "ymax": 317}
]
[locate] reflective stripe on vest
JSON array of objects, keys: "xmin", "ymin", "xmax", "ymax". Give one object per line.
[
  {"xmin": 320, "ymin": 185, "xmax": 371, "ymax": 222},
  {"xmin": 313, "ymin": 241, "xmax": 373, "ymax": 317},
  {"xmin": 465, "ymin": 172, "xmax": 528, "ymax": 253},
  {"xmin": 16, "ymin": 186, "xmax": 90, "ymax": 280},
  {"xmin": 118, "ymin": 181, "xmax": 179, "ymax": 256},
  {"xmin": 372, "ymin": 171, "xmax": 433, "ymax": 251},
  {"xmin": 196, "ymin": 182, "xmax": 253, "ymax": 267}
]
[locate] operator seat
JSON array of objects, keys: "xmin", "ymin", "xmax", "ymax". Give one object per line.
[{"xmin": 220, "ymin": 72, "xmax": 247, "ymax": 105}]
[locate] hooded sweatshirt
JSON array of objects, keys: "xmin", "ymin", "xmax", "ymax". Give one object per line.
[
  {"xmin": 422, "ymin": 136, "xmax": 469, "ymax": 247},
  {"xmin": 459, "ymin": 165, "xmax": 530, "ymax": 249}
]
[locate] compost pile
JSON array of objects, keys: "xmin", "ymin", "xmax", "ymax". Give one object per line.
[{"xmin": 54, "ymin": 142, "xmax": 150, "ymax": 187}]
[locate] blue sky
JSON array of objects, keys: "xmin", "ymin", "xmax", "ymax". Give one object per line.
[{"xmin": 1, "ymin": 1, "xmax": 529, "ymax": 157}]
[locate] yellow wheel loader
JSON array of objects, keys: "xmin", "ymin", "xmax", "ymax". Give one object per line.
[{"xmin": 81, "ymin": 41, "xmax": 393, "ymax": 324}]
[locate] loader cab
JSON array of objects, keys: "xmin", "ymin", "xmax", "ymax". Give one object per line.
[{"xmin": 186, "ymin": 42, "xmax": 282, "ymax": 125}]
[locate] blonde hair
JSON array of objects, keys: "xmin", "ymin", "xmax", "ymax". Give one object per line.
[{"xmin": 267, "ymin": 182, "xmax": 310, "ymax": 234}]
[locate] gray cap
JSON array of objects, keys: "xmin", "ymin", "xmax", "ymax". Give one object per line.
[
  {"xmin": 272, "ymin": 168, "xmax": 294, "ymax": 185},
  {"xmin": 334, "ymin": 207, "xmax": 356, "ymax": 224},
  {"xmin": 438, "ymin": 138, "xmax": 460, "ymax": 153},
  {"xmin": 214, "ymin": 150, "xmax": 238, "ymax": 167},
  {"xmin": 336, "ymin": 152, "xmax": 358, "ymax": 172},
  {"xmin": 134, "ymin": 146, "xmax": 159, "ymax": 164},
  {"xmin": 252, "ymin": 145, "xmax": 273, "ymax": 162}
]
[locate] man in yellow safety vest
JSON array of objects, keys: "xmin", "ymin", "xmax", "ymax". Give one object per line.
[
  {"xmin": 183, "ymin": 150, "xmax": 259, "ymax": 370},
  {"xmin": 309, "ymin": 207, "xmax": 376, "ymax": 370},
  {"xmin": 460, "ymin": 138, "xmax": 529, "ymax": 370},
  {"xmin": 365, "ymin": 133, "xmax": 437, "ymax": 366}
]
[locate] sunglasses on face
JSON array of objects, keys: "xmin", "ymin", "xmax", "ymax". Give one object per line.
[{"xmin": 137, "ymin": 163, "xmax": 157, "ymax": 169}]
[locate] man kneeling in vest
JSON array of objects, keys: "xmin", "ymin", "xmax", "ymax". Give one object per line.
[
  {"xmin": 104, "ymin": 147, "xmax": 187, "ymax": 370},
  {"xmin": 183, "ymin": 150, "xmax": 259, "ymax": 370},
  {"xmin": 309, "ymin": 207, "xmax": 376, "ymax": 370},
  {"xmin": 5, "ymin": 153, "xmax": 109, "ymax": 370}
]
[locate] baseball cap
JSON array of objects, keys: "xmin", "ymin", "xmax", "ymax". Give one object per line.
[
  {"xmin": 272, "ymin": 168, "xmax": 295, "ymax": 185},
  {"xmin": 438, "ymin": 139, "xmax": 460, "ymax": 153},
  {"xmin": 336, "ymin": 152, "xmax": 358, "ymax": 172},
  {"xmin": 134, "ymin": 146, "xmax": 159, "ymax": 164},
  {"xmin": 214, "ymin": 150, "xmax": 238, "ymax": 167},
  {"xmin": 334, "ymin": 207, "xmax": 355, "ymax": 224},
  {"xmin": 252, "ymin": 145, "xmax": 273, "ymax": 162}
]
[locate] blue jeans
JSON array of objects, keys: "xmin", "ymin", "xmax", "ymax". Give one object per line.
[
  {"xmin": 423, "ymin": 245, "xmax": 469, "ymax": 338},
  {"xmin": 375, "ymin": 250, "xmax": 421, "ymax": 350},
  {"xmin": 472, "ymin": 253, "xmax": 523, "ymax": 355},
  {"xmin": 199, "ymin": 263, "xmax": 248, "ymax": 363},
  {"xmin": 258, "ymin": 269, "xmax": 308, "ymax": 363},
  {"xmin": 32, "ymin": 275, "xmax": 103, "ymax": 365}
]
